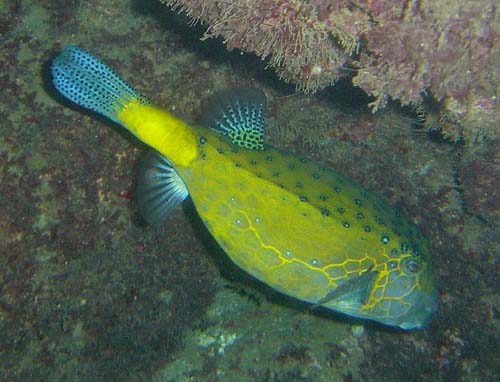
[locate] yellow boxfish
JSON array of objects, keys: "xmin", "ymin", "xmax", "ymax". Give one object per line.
[{"xmin": 52, "ymin": 46, "xmax": 437, "ymax": 329}]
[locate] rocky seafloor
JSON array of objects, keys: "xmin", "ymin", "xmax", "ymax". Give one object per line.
[{"xmin": 0, "ymin": 1, "xmax": 498, "ymax": 381}]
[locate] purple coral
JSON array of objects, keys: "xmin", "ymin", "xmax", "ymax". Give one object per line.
[{"xmin": 162, "ymin": 0, "xmax": 499, "ymax": 143}]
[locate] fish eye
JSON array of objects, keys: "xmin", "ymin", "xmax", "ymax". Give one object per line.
[{"xmin": 402, "ymin": 257, "xmax": 420, "ymax": 274}]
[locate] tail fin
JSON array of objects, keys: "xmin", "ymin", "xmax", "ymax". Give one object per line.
[{"xmin": 51, "ymin": 46, "xmax": 150, "ymax": 124}]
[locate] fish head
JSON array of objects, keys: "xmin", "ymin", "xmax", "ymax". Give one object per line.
[
  {"xmin": 363, "ymin": 246, "xmax": 438, "ymax": 330},
  {"xmin": 322, "ymin": 242, "xmax": 437, "ymax": 330}
]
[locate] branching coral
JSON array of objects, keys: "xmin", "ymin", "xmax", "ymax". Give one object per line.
[{"xmin": 162, "ymin": 0, "xmax": 499, "ymax": 144}]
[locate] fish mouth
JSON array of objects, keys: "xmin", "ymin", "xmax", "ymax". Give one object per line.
[
  {"xmin": 396, "ymin": 288, "xmax": 438, "ymax": 330},
  {"xmin": 363, "ymin": 266, "xmax": 438, "ymax": 329},
  {"xmin": 318, "ymin": 266, "xmax": 438, "ymax": 329},
  {"xmin": 385, "ymin": 270, "xmax": 438, "ymax": 330}
]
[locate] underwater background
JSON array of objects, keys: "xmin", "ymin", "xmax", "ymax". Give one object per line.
[{"xmin": 0, "ymin": 1, "xmax": 498, "ymax": 381}]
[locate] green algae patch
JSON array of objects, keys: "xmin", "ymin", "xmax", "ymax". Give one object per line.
[
  {"xmin": 26, "ymin": 152, "xmax": 49, "ymax": 172},
  {"xmin": 33, "ymin": 175, "xmax": 61, "ymax": 233},
  {"xmin": 153, "ymin": 284, "xmax": 365, "ymax": 382}
]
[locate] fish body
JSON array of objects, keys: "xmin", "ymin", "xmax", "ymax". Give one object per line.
[{"xmin": 52, "ymin": 47, "xmax": 437, "ymax": 329}]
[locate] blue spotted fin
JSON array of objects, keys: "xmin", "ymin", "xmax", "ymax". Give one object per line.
[
  {"xmin": 51, "ymin": 46, "xmax": 150, "ymax": 124},
  {"xmin": 203, "ymin": 88, "xmax": 266, "ymax": 150},
  {"xmin": 136, "ymin": 151, "xmax": 188, "ymax": 225}
]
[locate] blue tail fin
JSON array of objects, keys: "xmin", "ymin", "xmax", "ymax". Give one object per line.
[{"xmin": 51, "ymin": 46, "xmax": 150, "ymax": 124}]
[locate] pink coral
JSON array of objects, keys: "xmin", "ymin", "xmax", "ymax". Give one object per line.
[
  {"xmin": 354, "ymin": 1, "xmax": 500, "ymax": 143},
  {"xmin": 163, "ymin": 0, "xmax": 499, "ymax": 143},
  {"xmin": 163, "ymin": 0, "xmax": 368, "ymax": 89}
]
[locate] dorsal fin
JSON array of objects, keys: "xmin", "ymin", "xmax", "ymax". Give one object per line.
[{"xmin": 203, "ymin": 88, "xmax": 266, "ymax": 150}]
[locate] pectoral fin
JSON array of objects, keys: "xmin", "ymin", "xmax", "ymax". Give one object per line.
[
  {"xmin": 136, "ymin": 150, "xmax": 188, "ymax": 225},
  {"xmin": 314, "ymin": 265, "xmax": 378, "ymax": 308}
]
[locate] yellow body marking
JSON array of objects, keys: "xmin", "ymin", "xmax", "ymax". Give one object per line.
[
  {"xmin": 117, "ymin": 100, "xmax": 198, "ymax": 167},
  {"xmin": 171, "ymin": 128, "xmax": 436, "ymax": 328}
]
